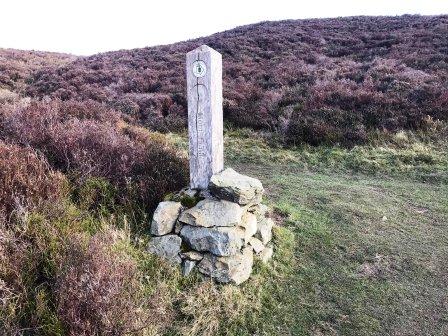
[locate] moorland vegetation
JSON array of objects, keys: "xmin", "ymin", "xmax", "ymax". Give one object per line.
[{"xmin": 0, "ymin": 14, "xmax": 447, "ymax": 335}]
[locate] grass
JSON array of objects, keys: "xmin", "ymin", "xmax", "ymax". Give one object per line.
[
  {"xmin": 169, "ymin": 125, "xmax": 448, "ymax": 181},
  {"xmin": 236, "ymin": 168, "xmax": 448, "ymax": 335},
  {"xmin": 165, "ymin": 127, "xmax": 448, "ymax": 335},
  {"xmin": 2, "ymin": 127, "xmax": 447, "ymax": 335}
]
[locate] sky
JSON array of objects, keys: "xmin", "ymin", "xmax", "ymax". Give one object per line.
[{"xmin": 1, "ymin": 0, "xmax": 446, "ymax": 55}]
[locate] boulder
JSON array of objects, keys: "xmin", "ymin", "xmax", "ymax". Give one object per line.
[
  {"xmin": 182, "ymin": 260, "xmax": 196, "ymax": 276},
  {"xmin": 178, "ymin": 199, "xmax": 243, "ymax": 228},
  {"xmin": 248, "ymin": 237, "xmax": 264, "ymax": 254},
  {"xmin": 239, "ymin": 212, "xmax": 257, "ymax": 242},
  {"xmin": 180, "ymin": 225, "xmax": 244, "ymax": 256},
  {"xmin": 256, "ymin": 217, "xmax": 274, "ymax": 245},
  {"xmin": 150, "ymin": 201, "xmax": 182, "ymax": 236},
  {"xmin": 210, "ymin": 168, "xmax": 264, "ymax": 205},
  {"xmin": 147, "ymin": 235, "xmax": 182, "ymax": 264},
  {"xmin": 259, "ymin": 246, "xmax": 273, "ymax": 264},
  {"xmin": 198, "ymin": 247, "xmax": 254, "ymax": 285}
]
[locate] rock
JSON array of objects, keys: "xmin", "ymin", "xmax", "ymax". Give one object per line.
[
  {"xmin": 180, "ymin": 225, "xmax": 245, "ymax": 256},
  {"xmin": 239, "ymin": 212, "xmax": 257, "ymax": 242},
  {"xmin": 256, "ymin": 217, "xmax": 274, "ymax": 245},
  {"xmin": 181, "ymin": 251, "xmax": 204, "ymax": 261},
  {"xmin": 147, "ymin": 235, "xmax": 182, "ymax": 264},
  {"xmin": 178, "ymin": 199, "xmax": 243, "ymax": 228},
  {"xmin": 210, "ymin": 168, "xmax": 264, "ymax": 205},
  {"xmin": 179, "ymin": 187, "xmax": 198, "ymax": 198},
  {"xmin": 249, "ymin": 203, "xmax": 270, "ymax": 218},
  {"xmin": 150, "ymin": 201, "xmax": 182, "ymax": 236},
  {"xmin": 182, "ymin": 260, "xmax": 196, "ymax": 276},
  {"xmin": 198, "ymin": 247, "xmax": 254, "ymax": 285},
  {"xmin": 248, "ymin": 237, "xmax": 264, "ymax": 254},
  {"xmin": 259, "ymin": 246, "xmax": 273, "ymax": 264},
  {"xmin": 198, "ymin": 189, "xmax": 218, "ymax": 200},
  {"xmin": 174, "ymin": 220, "xmax": 183, "ymax": 234}
]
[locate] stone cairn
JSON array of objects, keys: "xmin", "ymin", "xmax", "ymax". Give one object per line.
[{"xmin": 147, "ymin": 168, "xmax": 275, "ymax": 285}]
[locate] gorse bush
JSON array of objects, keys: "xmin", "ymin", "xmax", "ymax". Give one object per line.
[{"xmin": 15, "ymin": 15, "xmax": 447, "ymax": 146}]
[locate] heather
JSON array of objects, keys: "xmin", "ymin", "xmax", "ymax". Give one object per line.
[
  {"xmin": 0, "ymin": 99, "xmax": 188, "ymax": 224},
  {"xmin": 19, "ymin": 15, "xmax": 448, "ymax": 146},
  {"xmin": 0, "ymin": 141, "xmax": 63, "ymax": 217},
  {"xmin": 0, "ymin": 49, "xmax": 74, "ymax": 93}
]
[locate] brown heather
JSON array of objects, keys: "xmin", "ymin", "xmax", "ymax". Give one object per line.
[
  {"xmin": 56, "ymin": 231, "xmax": 160, "ymax": 336},
  {"xmin": 0, "ymin": 142, "xmax": 63, "ymax": 217},
  {"xmin": 0, "ymin": 99, "xmax": 188, "ymax": 214},
  {"xmin": 10, "ymin": 15, "xmax": 446, "ymax": 146}
]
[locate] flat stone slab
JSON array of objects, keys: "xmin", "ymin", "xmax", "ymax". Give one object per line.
[
  {"xmin": 198, "ymin": 247, "xmax": 254, "ymax": 285},
  {"xmin": 178, "ymin": 199, "xmax": 243, "ymax": 228},
  {"xmin": 150, "ymin": 201, "xmax": 183, "ymax": 236},
  {"xmin": 210, "ymin": 168, "xmax": 264, "ymax": 205},
  {"xmin": 179, "ymin": 225, "xmax": 244, "ymax": 256},
  {"xmin": 147, "ymin": 235, "xmax": 182, "ymax": 264}
]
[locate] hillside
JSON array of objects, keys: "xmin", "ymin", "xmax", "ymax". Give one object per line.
[
  {"xmin": 5, "ymin": 14, "xmax": 447, "ymax": 146},
  {"xmin": 0, "ymin": 49, "xmax": 75, "ymax": 93}
]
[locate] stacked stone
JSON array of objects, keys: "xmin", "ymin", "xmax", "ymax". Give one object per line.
[{"xmin": 147, "ymin": 168, "xmax": 274, "ymax": 285}]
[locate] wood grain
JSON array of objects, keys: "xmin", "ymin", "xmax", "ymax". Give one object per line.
[{"xmin": 186, "ymin": 45, "xmax": 224, "ymax": 189}]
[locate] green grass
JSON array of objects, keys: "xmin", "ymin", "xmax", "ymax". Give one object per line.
[
  {"xmin": 233, "ymin": 167, "xmax": 448, "ymax": 335},
  {"xmin": 166, "ymin": 127, "xmax": 448, "ymax": 335}
]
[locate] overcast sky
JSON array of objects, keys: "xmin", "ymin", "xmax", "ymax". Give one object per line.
[{"xmin": 1, "ymin": 0, "xmax": 446, "ymax": 55}]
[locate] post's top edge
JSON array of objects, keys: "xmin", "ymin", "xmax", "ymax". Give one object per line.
[{"xmin": 187, "ymin": 44, "xmax": 221, "ymax": 56}]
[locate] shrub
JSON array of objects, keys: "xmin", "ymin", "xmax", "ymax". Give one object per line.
[
  {"xmin": 0, "ymin": 142, "xmax": 63, "ymax": 217},
  {"xmin": 0, "ymin": 89, "xmax": 19, "ymax": 104},
  {"xmin": 55, "ymin": 231, "xmax": 155, "ymax": 335},
  {"xmin": 0, "ymin": 223, "xmax": 28, "ymax": 335},
  {"xmin": 0, "ymin": 213, "xmax": 67, "ymax": 335},
  {"xmin": 1, "ymin": 100, "xmax": 188, "ymax": 226}
]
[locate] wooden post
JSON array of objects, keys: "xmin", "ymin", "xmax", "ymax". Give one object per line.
[{"xmin": 186, "ymin": 45, "xmax": 223, "ymax": 189}]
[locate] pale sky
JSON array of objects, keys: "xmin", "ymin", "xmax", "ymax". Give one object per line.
[{"xmin": 1, "ymin": 0, "xmax": 446, "ymax": 55}]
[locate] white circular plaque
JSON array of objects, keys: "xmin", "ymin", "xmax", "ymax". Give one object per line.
[{"xmin": 192, "ymin": 60, "xmax": 207, "ymax": 78}]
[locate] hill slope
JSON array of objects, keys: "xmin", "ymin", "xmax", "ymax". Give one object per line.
[
  {"xmin": 5, "ymin": 15, "xmax": 448, "ymax": 145},
  {"xmin": 0, "ymin": 49, "xmax": 75, "ymax": 93}
]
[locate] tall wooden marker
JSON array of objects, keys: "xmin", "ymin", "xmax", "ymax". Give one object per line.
[{"xmin": 186, "ymin": 45, "xmax": 223, "ymax": 189}]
